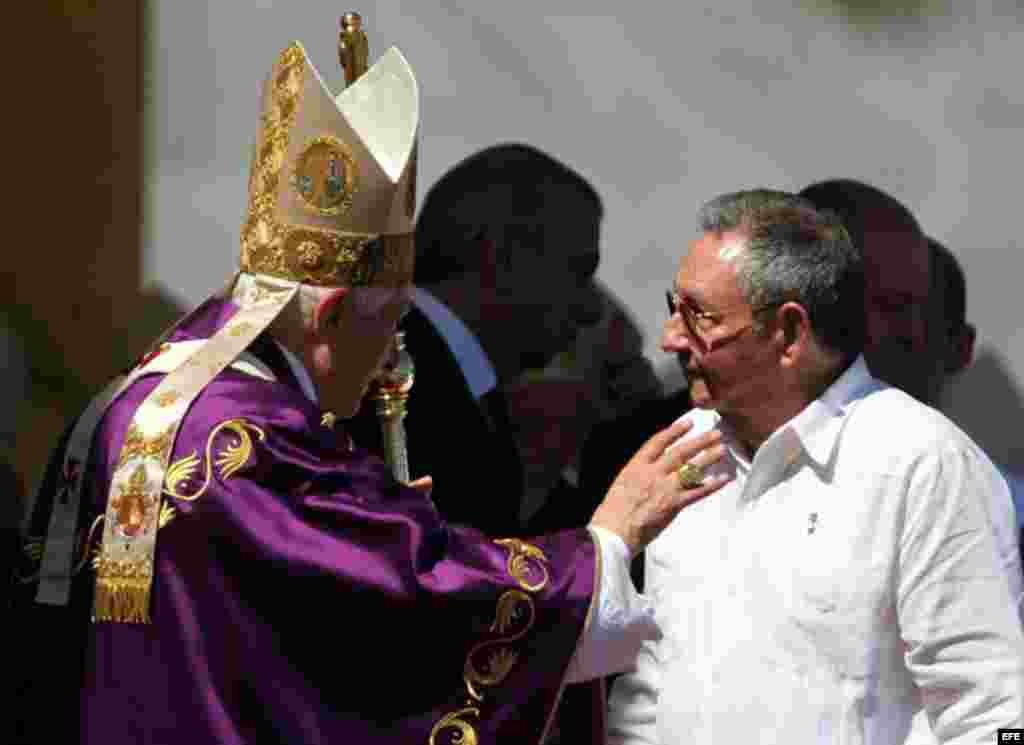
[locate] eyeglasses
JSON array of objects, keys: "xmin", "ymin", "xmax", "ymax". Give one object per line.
[{"xmin": 666, "ymin": 288, "xmax": 779, "ymax": 351}]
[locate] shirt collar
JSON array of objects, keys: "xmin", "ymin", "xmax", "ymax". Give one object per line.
[
  {"xmin": 775, "ymin": 354, "xmax": 880, "ymax": 468},
  {"xmin": 411, "ymin": 287, "xmax": 498, "ymax": 401},
  {"xmin": 273, "ymin": 340, "xmax": 319, "ymax": 404},
  {"xmin": 717, "ymin": 354, "xmax": 880, "ymax": 476}
]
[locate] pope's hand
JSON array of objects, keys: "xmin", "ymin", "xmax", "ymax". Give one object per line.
[
  {"xmin": 590, "ymin": 418, "xmax": 730, "ymax": 555},
  {"xmin": 407, "ymin": 475, "xmax": 433, "ymax": 498}
]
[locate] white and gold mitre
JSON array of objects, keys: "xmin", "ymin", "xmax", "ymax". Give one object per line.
[{"xmin": 240, "ymin": 30, "xmax": 419, "ymax": 287}]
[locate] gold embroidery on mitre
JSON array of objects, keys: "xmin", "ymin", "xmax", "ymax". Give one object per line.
[
  {"xmin": 240, "ymin": 43, "xmax": 306, "ymax": 280},
  {"xmin": 290, "ymin": 135, "xmax": 358, "ymax": 216},
  {"xmin": 117, "ymin": 423, "xmax": 176, "ymax": 469},
  {"xmin": 163, "ymin": 419, "xmax": 265, "ymax": 503},
  {"xmin": 239, "ymin": 283, "xmax": 292, "ymax": 309},
  {"xmin": 238, "ymin": 42, "xmax": 416, "ymax": 288}
]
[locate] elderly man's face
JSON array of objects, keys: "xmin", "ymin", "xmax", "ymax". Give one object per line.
[
  {"xmin": 316, "ymin": 285, "xmax": 412, "ymax": 419},
  {"xmin": 661, "ymin": 231, "xmax": 778, "ymax": 415},
  {"xmin": 860, "ymin": 211, "xmax": 932, "ymax": 401}
]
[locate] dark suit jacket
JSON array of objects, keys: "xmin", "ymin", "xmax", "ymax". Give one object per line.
[{"xmin": 347, "ymin": 306, "xmax": 524, "ymax": 537}]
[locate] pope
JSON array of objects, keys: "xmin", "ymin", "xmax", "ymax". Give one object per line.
[{"xmin": 11, "ymin": 13, "xmax": 730, "ymax": 745}]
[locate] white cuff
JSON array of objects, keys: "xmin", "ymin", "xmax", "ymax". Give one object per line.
[{"xmin": 564, "ymin": 526, "xmax": 659, "ymax": 683}]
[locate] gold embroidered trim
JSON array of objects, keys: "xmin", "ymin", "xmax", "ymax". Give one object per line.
[
  {"xmin": 290, "ymin": 134, "xmax": 358, "ymax": 216},
  {"xmin": 155, "ymin": 391, "xmax": 181, "ymax": 408},
  {"xmin": 431, "ymin": 539, "xmax": 550, "ymax": 744},
  {"xmin": 164, "ymin": 419, "xmax": 265, "ymax": 503},
  {"xmin": 239, "ymin": 43, "xmax": 306, "ymax": 281},
  {"xmin": 429, "ymin": 708, "xmax": 481, "ymax": 745},
  {"xmin": 92, "ymin": 555, "xmax": 154, "ymax": 623},
  {"xmin": 228, "ymin": 321, "xmax": 255, "ymax": 337},
  {"xmin": 110, "ymin": 466, "xmax": 157, "ymax": 539},
  {"xmin": 494, "ymin": 538, "xmax": 550, "ymax": 592},
  {"xmin": 464, "ymin": 589, "xmax": 535, "ymax": 700},
  {"xmin": 159, "ymin": 502, "xmax": 177, "ymax": 529},
  {"xmin": 117, "ymin": 423, "xmax": 176, "ymax": 469}
]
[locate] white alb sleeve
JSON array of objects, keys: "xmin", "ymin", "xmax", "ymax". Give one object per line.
[{"xmin": 564, "ymin": 525, "xmax": 660, "ymax": 684}]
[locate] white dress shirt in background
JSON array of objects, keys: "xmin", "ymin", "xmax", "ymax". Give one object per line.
[{"xmin": 608, "ymin": 356, "xmax": 1024, "ymax": 744}]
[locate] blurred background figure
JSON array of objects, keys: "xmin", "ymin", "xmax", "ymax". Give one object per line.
[
  {"xmin": 514, "ymin": 281, "xmax": 662, "ymax": 533},
  {"xmin": 925, "ymin": 236, "xmax": 1023, "ymax": 569},
  {"xmin": 348, "ymin": 143, "xmax": 605, "ymax": 536},
  {"xmin": 925, "ymin": 237, "xmax": 977, "ymax": 400},
  {"xmin": 800, "ymin": 178, "xmax": 937, "ymax": 402},
  {"xmin": 506, "ymin": 370, "xmax": 599, "ymax": 528}
]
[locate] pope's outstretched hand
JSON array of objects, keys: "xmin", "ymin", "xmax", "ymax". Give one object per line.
[{"xmin": 591, "ymin": 418, "xmax": 730, "ymax": 555}]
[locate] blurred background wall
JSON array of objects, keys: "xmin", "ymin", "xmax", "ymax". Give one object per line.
[
  {"xmin": 4, "ymin": 2, "xmax": 185, "ymax": 503},
  {"xmin": 6, "ymin": 0, "xmax": 1024, "ymax": 496}
]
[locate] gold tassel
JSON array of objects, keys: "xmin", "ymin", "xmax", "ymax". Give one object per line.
[{"xmin": 93, "ymin": 574, "xmax": 152, "ymax": 624}]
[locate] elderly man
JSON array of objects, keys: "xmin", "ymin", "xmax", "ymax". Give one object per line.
[
  {"xmin": 11, "ymin": 21, "xmax": 731, "ymax": 745},
  {"xmin": 607, "ymin": 189, "xmax": 1023, "ymax": 744}
]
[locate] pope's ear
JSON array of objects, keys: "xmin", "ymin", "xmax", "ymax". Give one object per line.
[{"xmin": 312, "ymin": 288, "xmax": 350, "ymax": 335}]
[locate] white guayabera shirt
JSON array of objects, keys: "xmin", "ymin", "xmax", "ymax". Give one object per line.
[{"xmin": 608, "ymin": 356, "xmax": 1024, "ymax": 745}]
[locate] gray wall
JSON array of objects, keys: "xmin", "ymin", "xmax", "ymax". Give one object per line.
[{"xmin": 146, "ymin": 1, "xmax": 1024, "ymax": 469}]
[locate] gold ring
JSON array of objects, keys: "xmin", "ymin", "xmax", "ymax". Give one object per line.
[{"xmin": 676, "ymin": 462, "xmax": 705, "ymax": 489}]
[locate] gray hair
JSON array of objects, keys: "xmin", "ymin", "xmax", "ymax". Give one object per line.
[{"xmin": 696, "ymin": 189, "xmax": 865, "ymax": 356}]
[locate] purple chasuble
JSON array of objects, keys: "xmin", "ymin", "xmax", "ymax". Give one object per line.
[{"xmin": 14, "ymin": 297, "xmax": 599, "ymax": 745}]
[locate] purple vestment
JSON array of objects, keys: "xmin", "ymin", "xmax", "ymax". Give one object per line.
[{"xmin": 15, "ymin": 297, "xmax": 599, "ymax": 744}]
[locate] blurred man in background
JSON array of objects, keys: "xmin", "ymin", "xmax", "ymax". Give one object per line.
[
  {"xmin": 924, "ymin": 236, "xmax": 1020, "ymax": 579},
  {"xmin": 800, "ymin": 178, "xmax": 938, "ymax": 402},
  {"xmin": 349, "ymin": 143, "xmax": 605, "ymax": 536}
]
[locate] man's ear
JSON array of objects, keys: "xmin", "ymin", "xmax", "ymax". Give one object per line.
[
  {"xmin": 775, "ymin": 302, "xmax": 811, "ymax": 367},
  {"xmin": 312, "ymin": 288, "xmax": 350, "ymax": 336},
  {"xmin": 948, "ymin": 323, "xmax": 977, "ymax": 374}
]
